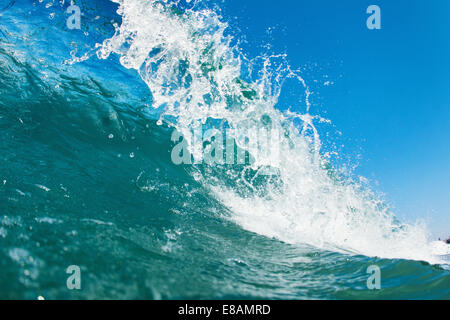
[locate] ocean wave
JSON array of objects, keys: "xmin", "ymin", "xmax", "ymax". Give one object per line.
[{"xmin": 0, "ymin": 0, "xmax": 448, "ymax": 299}]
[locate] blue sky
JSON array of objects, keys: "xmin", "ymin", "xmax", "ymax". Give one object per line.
[{"xmin": 218, "ymin": 0, "xmax": 450, "ymax": 238}]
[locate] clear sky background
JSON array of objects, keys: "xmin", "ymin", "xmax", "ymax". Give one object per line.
[{"xmin": 218, "ymin": 0, "xmax": 449, "ymax": 238}]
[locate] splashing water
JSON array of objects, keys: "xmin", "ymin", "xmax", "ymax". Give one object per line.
[{"xmin": 94, "ymin": 0, "xmax": 446, "ymax": 264}]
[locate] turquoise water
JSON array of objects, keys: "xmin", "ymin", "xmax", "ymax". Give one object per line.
[{"xmin": 0, "ymin": 0, "xmax": 449, "ymax": 299}]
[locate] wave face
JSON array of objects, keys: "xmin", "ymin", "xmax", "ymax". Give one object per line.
[{"xmin": 0, "ymin": 0, "xmax": 448, "ymax": 299}]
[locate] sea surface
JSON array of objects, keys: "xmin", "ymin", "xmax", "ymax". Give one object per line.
[{"xmin": 0, "ymin": 0, "xmax": 449, "ymax": 299}]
